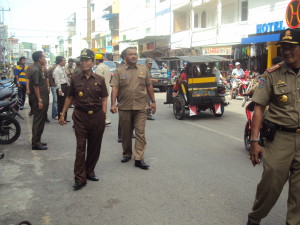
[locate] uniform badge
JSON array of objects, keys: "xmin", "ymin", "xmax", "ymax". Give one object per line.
[
  {"xmin": 78, "ymin": 91, "xmax": 84, "ymax": 97},
  {"xmin": 279, "ymin": 95, "xmax": 288, "ymax": 103},
  {"xmin": 258, "ymin": 78, "xmax": 266, "ymax": 88},
  {"xmin": 95, "ymin": 83, "xmax": 98, "ymax": 86},
  {"xmin": 276, "ymin": 80, "xmax": 286, "ymax": 88},
  {"xmin": 140, "ymin": 72, "xmax": 143, "ymax": 75}
]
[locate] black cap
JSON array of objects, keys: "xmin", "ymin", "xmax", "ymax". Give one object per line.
[
  {"xmin": 80, "ymin": 48, "xmax": 95, "ymax": 60},
  {"xmin": 278, "ymin": 28, "xmax": 300, "ymax": 45}
]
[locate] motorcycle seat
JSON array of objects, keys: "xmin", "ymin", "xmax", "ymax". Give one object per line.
[{"xmin": 0, "ymin": 100, "xmax": 10, "ymax": 107}]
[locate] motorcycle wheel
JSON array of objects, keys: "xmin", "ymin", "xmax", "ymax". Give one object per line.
[
  {"xmin": 244, "ymin": 121, "xmax": 251, "ymax": 151},
  {"xmin": 173, "ymin": 95, "xmax": 185, "ymax": 120},
  {"xmin": 0, "ymin": 115, "xmax": 21, "ymax": 144}
]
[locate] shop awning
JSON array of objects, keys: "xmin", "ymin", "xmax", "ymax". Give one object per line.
[
  {"xmin": 102, "ymin": 13, "xmax": 119, "ymax": 19},
  {"xmin": 241, "ymin": 33, "xmax": 280, "ymax": 44}
]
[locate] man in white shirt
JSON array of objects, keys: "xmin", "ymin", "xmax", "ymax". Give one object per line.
[
  {"xmin": 230, "ymin": 62, "xmax": 244, "ymax": 99},
  {"xmin": 95, "ymin": 53, "xmax": 111, "ymax": 125},
  {"xmin": 53, "ymin": 56, "xmax": 69, "ymax": 122}
]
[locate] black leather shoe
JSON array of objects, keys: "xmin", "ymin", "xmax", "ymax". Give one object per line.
[
  {"xmin": 32, "ymin": 145, "xmax": 48, "ymax": 150},
  {"xmin": 132, "ymin": 134, "xmax": 136, "ymax": 138},
  {"xmin": 87, "ymin": 175, "xmax": 99, "ymax": 181},
  {"xmin": 66, "ymin": 120, "xmax": 71, "ymax": 123},
  {"xmin": 73, "ymin": 182, "xmax": 86, "ymax": 191},
  {"xmin": 247, "ymin": 220, "xmax": 260, "ymax": 225},
  {"xmin": 135, "ymin": 160, "xmax": 149, "ymax": 170},
  {"xmin": 118, "ymin": 138, "xmax": 122, "ymax": 143},
  {"xmin": 121, "ymin": 157, "xmax": 131, "ymax": 163},
  {"xmin": 41, "ymin": 142, "xmax": 47, "ymax": 146},
  {"xmin": 46, "ymin": 118, "xmax": 50, "ymax": 123}
]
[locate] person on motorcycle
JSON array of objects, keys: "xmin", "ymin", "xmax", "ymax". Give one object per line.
[{"xmin": 230, "ymin": 62, "xmax": 244, "ymax": 99}]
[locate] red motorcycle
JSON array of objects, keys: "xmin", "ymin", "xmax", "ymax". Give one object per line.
[
  {"xmin": 244, "ymin": 101, "xmax": 255, "ymax": 151},
  {"xmin": 232, "ymin": 76, "xmax": 249, "ymax": 99}
]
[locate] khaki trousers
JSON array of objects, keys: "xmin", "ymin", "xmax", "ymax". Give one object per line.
[
  {"xmin": 248, "ymin": 130, "xmax": 300, "ymax": 225},
  {"xmin": 119, "ymin": 109, "xmax": 147, "ymax": 160}
]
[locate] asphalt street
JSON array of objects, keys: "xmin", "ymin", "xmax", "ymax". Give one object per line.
[{"xmin": 0, "ymin": 92, "xmax": 288, "ymax": 225}]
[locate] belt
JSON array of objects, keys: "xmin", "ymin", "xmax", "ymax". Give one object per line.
[
  {"xmin": 75, "ymin": 106, "xmax": 101, "ymax": 115},
  {"xmin": 278, "ymin": 126, "xmax": 300, "ymax": 133}
]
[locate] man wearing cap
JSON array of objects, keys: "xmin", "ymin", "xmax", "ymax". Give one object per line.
[
  {"xmin": 59, "ymin": 49, "xmax": 108, "ymax": 191},
  {"xmin": 110, "ymin": 47, "xmax": 156, "ymax": 170},
  {"xmin": 14, "ymin": 56, "xmax": 28, "ymax": 110},
  {"xmin": 145, "ymin": 58, "xmax": 155, "ymax": 120},
  {"xmin": 95, "ymin": 53, "xmax": 111, "ymax": 125},
  {"xmin": 247, "ymin": 28, "xmax": 300, "ymax": 225},
  {"xmin": 230, "ymin": 62, "xmax": 244, "ymax": 99}
]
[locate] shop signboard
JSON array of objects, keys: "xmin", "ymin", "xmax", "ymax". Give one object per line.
[
  {"xmin": 202, "ymin": 47, "xmax": 232, "ymax": 55},
  {"xmin": 256, "ymin": 21, "xmax": 285, "ymax": 34}
]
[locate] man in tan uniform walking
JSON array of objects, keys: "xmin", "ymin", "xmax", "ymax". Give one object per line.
[
  {"xmin": 110, "ymin": 47, "xmax": 156, "ymax": 170},
  {"xmin": 247, "ymin": 28, "xmax": 300, "ymax": 225}
]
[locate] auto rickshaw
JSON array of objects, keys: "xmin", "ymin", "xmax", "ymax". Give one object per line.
[{"xmin": 164, "ymin": 56, "xmax": 229, "ymax": 120}]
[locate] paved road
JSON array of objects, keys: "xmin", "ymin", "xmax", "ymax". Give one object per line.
[{"xmin": 0, "ymin": 93, "xmax": 288, "ymax": 225}]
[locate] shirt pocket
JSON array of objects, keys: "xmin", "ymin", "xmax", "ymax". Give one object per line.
[
  {"xmin": 273, "ymin": 85, "xmax": 293, "ymax": 106},
  {"xmin": 91, "ymin": 83, "xmax": 102, "ymax": 97},
  {"xmin": 138, "ymin": 75, "xmax": 146, "ymax": 86},
  {"xmin": 120, "ymin": 77, "xmax": 129, "ymax": 86}
]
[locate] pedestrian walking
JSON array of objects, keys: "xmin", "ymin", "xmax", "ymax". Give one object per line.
[
  {"xmin": 110, "ymin": 47, "xmax": 156, "ymax": 169},
  {"xmin": 59, "ymin": 49, "xmax": 108, "ymax": 191},
  {"xmin": 247, "ymin": 28, "xmax": 300, "ymax": 225},
  {"xmin": 28, "ymin": 51, "xmax": 49, "ymax": 150},
  {"xmin": 65, "ymin": 58, "xmax": 74, "ymax": 81},
  {"xmin": 145, "ymin": 58, "xmax": 155, "ymax": 120},
  {"xmin": 14, "ymin": 56, "xmax": 28, "ymax": 110},
  {"xmin": 53, "ymin": 56, "xmax": 70, "ymax": 122},
  {"xmin": 47, "ymin": 64, "xmax": 58, "ymax": 119},
  {"xmin": 95, "ymin": 53, "xmax": 112, "ymax": 125}
]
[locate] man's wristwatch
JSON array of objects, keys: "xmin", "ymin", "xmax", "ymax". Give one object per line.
[
  {"xmin": 38, "ymin": 99, "xmax": 43, "ymax": 102},
  {"xmin": 60, "ymin": 112, "xmax": 65, "ymax": 117},
  {"xmin": 248, "ymin": 139, "xmax": 260, "ymax": 143}
]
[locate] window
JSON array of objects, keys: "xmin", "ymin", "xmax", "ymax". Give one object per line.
[
  {"xmin": 194, "ymin": 13, "xmax": 199, "ymax": 28},
  {"xmin": 201, "ymin": 11, "xmax": 206, "ymax": 28},
  {"xmin": 146, "ymin": 0, "xmax": 150, "ymax": 7},
  {"xmin": 241, "ymin": 1, "xmax": 248, "ymax": 21}
]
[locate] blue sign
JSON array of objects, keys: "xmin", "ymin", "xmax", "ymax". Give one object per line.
[
  {"xmin": 256, "ymin": 21, "xmax": 285, "ymax": 34},
  {"xmin": 106, "ymin": 46, "xmax": 113, "ymax": 53}
]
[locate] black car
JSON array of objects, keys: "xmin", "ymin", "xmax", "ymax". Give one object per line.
[{"xmin": 137, "ymin": 58, "xmax": 170, "ymax": 92}]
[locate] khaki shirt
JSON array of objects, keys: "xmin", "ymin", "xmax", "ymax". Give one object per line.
[
  {"xmin": 95, "ymin": 62, "xmax": 111, "ymax": 92},
  {"xmin": 67, "ymin": 72, "xmax": 108, "ymax": 110},
  {"xmin": 110, "ymin": 63, "xmax": 152, "ymax": 110},
  {"xmin": 252, "ymin": 62, "xmax": 300, "ymax": 128}
]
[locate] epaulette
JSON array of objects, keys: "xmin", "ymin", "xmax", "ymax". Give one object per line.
[{"xmin": 266, "ymin": 64, "xmax": 281, "ymax": 73}]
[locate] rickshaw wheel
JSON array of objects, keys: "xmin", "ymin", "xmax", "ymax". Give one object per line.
[
  {"xmin": 213, "ymin": 103, "xmax": 224, "ymax": 117},
  {"xmin": 173, "ymin": 95, "xmax": 185, "ymax": 120}
]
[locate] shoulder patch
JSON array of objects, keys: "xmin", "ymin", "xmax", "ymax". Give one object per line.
[{"xmin": 266, "ymin": 64, "xmax": 281, "ymax": 73}]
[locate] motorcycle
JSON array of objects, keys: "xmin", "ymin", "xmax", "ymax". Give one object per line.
[
  {"xmin": 231, "ymin": 76, "xmax": 249, "ymax": 99},
  {"xmin": 0, "ymin": 81, "xmax": 23, "ymax": 144},
  {"xmin": 0, "ymin": 100, "xmax": 22, "ymax": 144},
  {"xmin": 244, "ymin": 101, "xmax": 255, "ymax": 151}
]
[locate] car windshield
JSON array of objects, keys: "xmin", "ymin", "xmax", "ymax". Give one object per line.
[
  {"xmin": 137, "ymin": 59, "xmax": 159, "ymax": 70},
  {"xmin": 103, "ymin": 61, "xmax": 116, "ymax": 69}
]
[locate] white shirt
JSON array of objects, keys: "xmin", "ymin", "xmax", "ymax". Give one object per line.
[
  {"xmin": 95, "ymin": 62, "xmax": 110, "ymax": 93},
  {"xmin": 53, "ymin": 64, "xmax": 69, "ymax": 91},
  {"xmin": 232, "ymin": 68, "xmax": 245, "ymax": 78}
]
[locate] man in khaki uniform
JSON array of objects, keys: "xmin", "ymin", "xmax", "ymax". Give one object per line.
[
  {"xmin": 247, "ymin": 28, "xmax": 300, "ymax": 225},
  {"xmin": 110, "ymin": 47, "xmax": 156, "ymax": 170}
]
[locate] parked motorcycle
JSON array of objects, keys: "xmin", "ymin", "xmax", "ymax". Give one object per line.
[{"xmin": 0, "ymin": 80, "xmax": 23, "ymax": 144}]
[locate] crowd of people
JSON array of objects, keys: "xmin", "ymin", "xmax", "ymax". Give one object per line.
[{"xmin": 6, "ymin": 27, "xmax": 300, "ymax": 225}]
